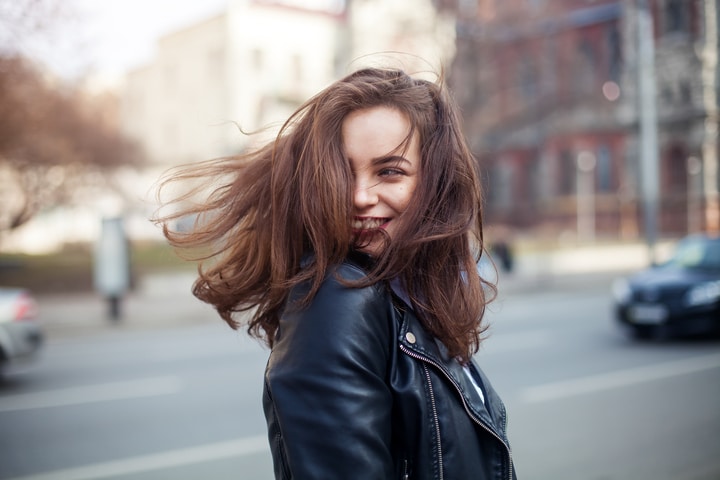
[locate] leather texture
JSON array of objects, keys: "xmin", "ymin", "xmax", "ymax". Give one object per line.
[{"xmin": 263, "ymin": 254, "xmax": 517, "ymax": 480}]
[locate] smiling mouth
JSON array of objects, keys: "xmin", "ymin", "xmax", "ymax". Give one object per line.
[{"xmin": 352, "ymin": 217, "xmax": 390, "ymax": 232}]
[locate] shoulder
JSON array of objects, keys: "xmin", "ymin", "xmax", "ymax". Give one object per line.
[
  {"xmin": 291, "ymin": 251, "xmax": 387, "ymax": 312},
  {"xmin": 276, "ymin": 253, "xmax": 394, "ymax": 349},
  {"xmin": 269, "ymin": 253, "xmax": 396, "ymax": 375}
]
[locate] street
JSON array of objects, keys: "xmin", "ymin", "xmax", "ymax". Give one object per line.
[{"xmin": 1, "ymin": 274, "xmax": 719, "ymax": 480}]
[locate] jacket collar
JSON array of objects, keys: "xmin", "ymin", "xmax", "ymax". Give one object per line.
[{"xmin": 394, "ymin": 299, "xmax": 507, "ymax": 440}]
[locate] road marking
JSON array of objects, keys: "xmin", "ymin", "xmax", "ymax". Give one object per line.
[
  {"xmin": 522, "ymin": 352, "xmax": 720, "ymax": 403},
  {"xmin": 4, "ymin": 435, "xmax": 268, "ymax": 480},
  {"xmin": 480, "ymin": 330, "xmax": 550, "ymax": 354},
  {"xmin": 0, "ymin": 376, "xmax": 183, "ymax": 413}
]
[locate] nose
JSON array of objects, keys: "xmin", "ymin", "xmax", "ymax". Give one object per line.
[{"xmin": 353, "ymin": 179, "xmax": 378, "ymax": 209}]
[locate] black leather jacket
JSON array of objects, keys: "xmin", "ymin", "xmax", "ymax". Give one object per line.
[{"xmin": 263, "ymin": 255, "xmax": 516, "ymax": 479}]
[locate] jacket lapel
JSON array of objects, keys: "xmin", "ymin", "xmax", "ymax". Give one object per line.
[{"xmin": 396, "ymin": 304, "xmax": 507, "ymax": 440}]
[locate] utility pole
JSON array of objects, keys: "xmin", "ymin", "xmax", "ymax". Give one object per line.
[{"xmin": 637, "ymin": 0, "xmax": 660, "ymax": 264}]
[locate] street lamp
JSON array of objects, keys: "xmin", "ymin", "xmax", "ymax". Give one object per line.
[
  {"xmin": 687, "ymin": 156, "xmax": 703, "ymax": 234},
  {"xmin": 577, "ymin": 151, "xmax": 597, "ymax": 243},
  {"xmin": 637, "ymin": 0, "xmax": 660, "ymax": 265}
]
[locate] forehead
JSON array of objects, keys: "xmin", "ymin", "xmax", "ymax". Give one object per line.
[{"xmin": 341, "ymin": 106, "xmax": 414, "ymax": 159}]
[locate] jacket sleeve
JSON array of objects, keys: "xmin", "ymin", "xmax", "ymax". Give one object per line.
[{"xmin": 263, "ymin": 265, "xmax": 394, "ymax": 479}]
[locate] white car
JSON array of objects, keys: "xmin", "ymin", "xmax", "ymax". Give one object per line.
[{"xmin": 0, "ymin": 288, "xmax": 43, "ymax": 374}]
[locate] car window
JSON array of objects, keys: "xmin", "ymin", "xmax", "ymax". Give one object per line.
[
  {"xmin": 703, "ymin": 242, "xmax": 720, "ymax": 268},
  {"xmin": 668, "ymin": 237, "xmax": 720, "ymax": 270}
]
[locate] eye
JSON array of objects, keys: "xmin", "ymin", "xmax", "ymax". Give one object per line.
[{"xmin": 379, "ymin": 167, "xmax": 405, "ymax": 177}]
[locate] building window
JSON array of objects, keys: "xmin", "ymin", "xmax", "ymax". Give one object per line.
[
  {"xmin": 665, "ymin": 0, "xmax": 688, "ymax": 34},
  {"xmin": 490, "ymin": 160, "xmax": 513, "ymax": 209},
  {"xmin": 661, "ymin": 85, "xmax": 674, "ymax": 104},
  {"xmin": 541, "ymin": 39, "xmax": 558, "ymax": 97},
  {"xmin": 573, "ymin": 39, "xmax": 596, "ymax": 95},
  {"xmin": 538, "ymin": 152, "xmax": 553, "ymax": 200},
  {"xmin": 597, "ymin": 145, "xmax": 612, "ymax": 192},
  {"xmin": 679, "ymin": 80, "xmax": 692, "ymax": 104},
  {"xmin": 666, "ymin": 146, "xmax": 687, "ymax": 192},
  {"xmin": 559, "ymin": 150, "xmax": 575, "ymax": 195},
  {"xmin": 529, "ymin": 153, "xmax": 546, "ymax": 202},
  {"xmin": 606, "ymin": 22, "xmax": 622, "ymax": 82},
  {"xmin": 520, "ymin": 56, "xmax": 539, "ymax": 100}
]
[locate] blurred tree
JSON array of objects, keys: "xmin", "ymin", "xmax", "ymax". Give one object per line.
[
  {"xmin": 0, "ymin": 0, "xmax": 142, "ymax": 234},
  {"xmin": 0, "ymin": 55, "xmax": 142, "ymax": 232}
]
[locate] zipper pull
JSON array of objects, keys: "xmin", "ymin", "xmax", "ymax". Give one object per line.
[{"xmin": 403, "ymin": 459, "xmax": 410, "ymax": 479}]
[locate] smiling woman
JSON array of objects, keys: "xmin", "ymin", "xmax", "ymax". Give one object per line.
[
  {"xmin": 156, "ymin": 66, "xmax": 515, "ymax": 480},
  {"xmin": 344, "ymin": 106, "xmax": 420, "ymax": 258}
]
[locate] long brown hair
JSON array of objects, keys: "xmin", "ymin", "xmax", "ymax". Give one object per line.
[{"xmin": 156, "ymin": 67, "xmax": 493, "ymax": 361}]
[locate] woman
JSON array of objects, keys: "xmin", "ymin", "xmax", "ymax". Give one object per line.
[{"xmin": 158, "ymin": 67, "xmax": 516, "ymax": 479}]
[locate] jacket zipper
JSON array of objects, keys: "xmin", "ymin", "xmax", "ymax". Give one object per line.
[
  {"xmin": 422, "ymin": 364, "xmax": 444, "ymax": 480},
  {"xmin": 401, "ymin": 345, "xmax": 514, "ymax": 480}
]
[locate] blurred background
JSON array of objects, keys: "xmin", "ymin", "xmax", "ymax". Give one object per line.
[
  {"xmin": 1, "ymin": 1, "xmax": 719, "ymax": 479},
  {"xmin": 0, "ymin": 0, "xmax": 717, "ymax": 275}
]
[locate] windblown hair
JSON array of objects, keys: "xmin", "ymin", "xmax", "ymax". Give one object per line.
[{"xmin": 157, "ymin": 67, "xmax": 493, "ymax": 362}]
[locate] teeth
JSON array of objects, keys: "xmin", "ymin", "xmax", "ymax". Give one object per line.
[{"xmin": 353, "ymin": 218, "xmax": 385, "ymax": 230}]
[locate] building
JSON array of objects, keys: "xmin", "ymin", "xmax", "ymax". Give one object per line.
[
  {"xmin": 444, "ymin": 0, "xmax": 718, "ymax": 241},
  {"xmin": 2, "ymin": 0, "xmax": 456, "ymax": 253},
  {"xmin": 121, "ymin": 0, "xmax": 350, "ymax": 167},
  {"xmin": 348, "ymin": 0, "xmax": 456, "ymax": 74},
  {"xmin": 121, "ymin": 0, "xmax": 458, "ymax": 168}
]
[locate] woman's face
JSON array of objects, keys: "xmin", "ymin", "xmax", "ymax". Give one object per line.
[{"xmin": 342, "ymin": 105, "xmax": 420, "ymax": 257}]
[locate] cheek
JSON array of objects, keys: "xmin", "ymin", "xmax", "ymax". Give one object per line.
[{"xmin": 394, "ymin": 184, "xmax": 416, "ymax": 212}]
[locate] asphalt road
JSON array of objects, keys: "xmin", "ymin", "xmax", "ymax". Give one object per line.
[{"xmin": 1, "ymin": 274, "xmax": 719, "ymax": 480}]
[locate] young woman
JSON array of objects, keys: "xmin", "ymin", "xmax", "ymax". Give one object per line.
[{"xmin": 158, "ymin": 67, "xmax": 516, "ymax": 480}]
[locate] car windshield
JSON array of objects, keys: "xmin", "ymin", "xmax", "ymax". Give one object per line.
[{"xmin": 664, "ymin": 236, "xmax": 720, "ymax": 270}]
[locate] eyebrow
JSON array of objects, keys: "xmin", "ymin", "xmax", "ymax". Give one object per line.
[{"xmin": 371, "ymin": 155, "xmax": 411, "ymax": 167}]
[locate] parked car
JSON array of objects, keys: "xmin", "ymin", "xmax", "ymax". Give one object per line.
[
  {"xmin": 0, "ymin": 288, "xmax": 43, "ymax": 374},
  {"xmin": 612, "ymin": 234, "xmax": 720, "ymax": 339}
]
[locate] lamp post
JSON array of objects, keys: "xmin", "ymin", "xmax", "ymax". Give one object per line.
[
  {"xmin": 577, "ymin": 151, "xmax": 597, "ymax": 243},
  {"xmin": 687, "ymin": 156, "xmax": 703, "ymax": 234},
  {"xmin": 637, "ymin": 0, "xmax": 660, "ymax": 265}
]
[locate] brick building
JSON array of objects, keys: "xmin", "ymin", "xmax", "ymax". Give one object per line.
[{"xmin": 442, "ymin": 0, "xmax": 718, "ymax": 240}]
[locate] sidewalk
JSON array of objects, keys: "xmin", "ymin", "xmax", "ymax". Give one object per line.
[
  {"xmin": 496, "ymin": 241, "xmax": 666, "ymax": 295},
  {"xmin": 38, "ymin": 272, "xmax": 220, "ymax": 339},
  {"xmin": 38, "ymin": 242, "xmax": 662, "ymax": 338}
]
